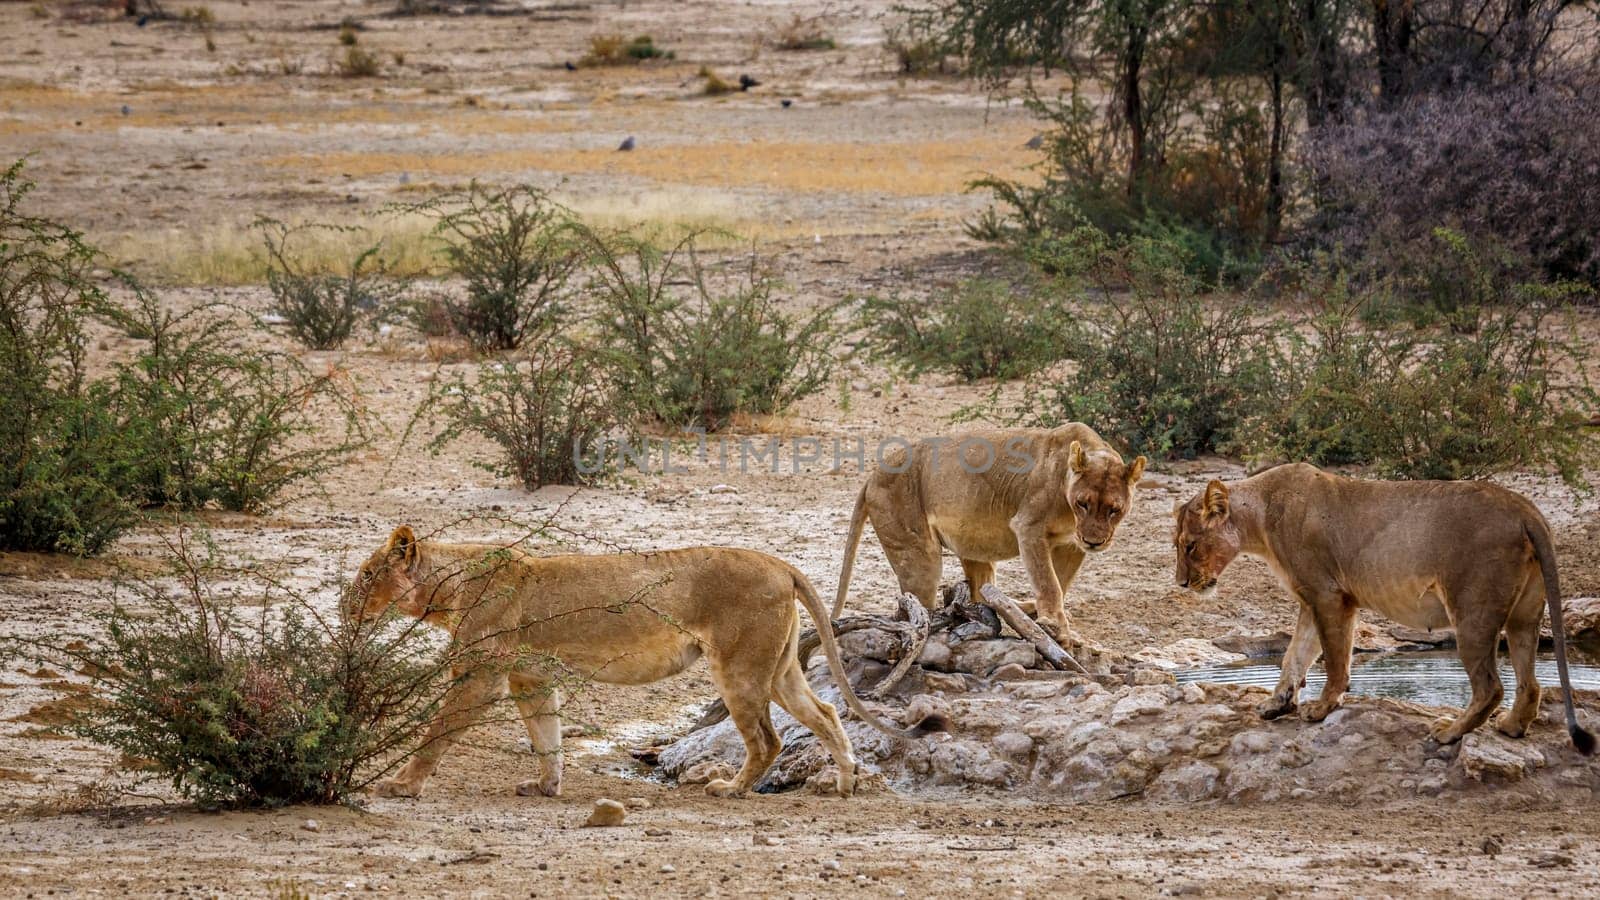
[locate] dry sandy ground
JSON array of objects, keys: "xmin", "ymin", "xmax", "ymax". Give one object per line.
[{"xmin": 4, "ymin": 1, "xmax": 1600, "ymax": 896}]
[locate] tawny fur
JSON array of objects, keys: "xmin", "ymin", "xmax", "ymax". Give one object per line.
[
  {"xmin": 1174, "ymin": 463, "xmax": 1595, "ymax": 753},
  {"xmin": 834, "ymin": 424, "xmax": 1146, "ymax": 638},
  {"xmin": 347, "ymin": 528, "xmax": 929, "ymax": 800}
]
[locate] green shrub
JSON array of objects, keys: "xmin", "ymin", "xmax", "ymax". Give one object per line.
[
  {"xmin": 587, "ymin": 231, "xmax": 839, "ymax": 430},
  {"xmin": 337, "ymin": 45, "xmax": 380, "ymax": 78},
  {"xmin": 412, "ymin": 183, "xmax": 582, "ymax": 352},
  {"xmin": 107, "ymin": 288, "xmax": 369, "ymax": 512},
  {"xmin": 1018, "ymin": 227, "xmax": 1283, "ymax": 458},
  {"xmin": 857, "ymin": 278, "xmax": 1073, "ymax": 381},
  {"xmin": 429, "ymin": 341, "xmax": 618, "ymax": 489},
  {"xmin": 17, "ymin": 532, "xmax": 460, "ymax": 808},
  {"xmin": 580, "ymin": 34, "xmax": 671, "ymax": 66},
  {"xmin": 258, "ymin": 218, "xmax": 399, "ymax": 350},
  {"xmin": 0, "ymin": 160, "xmax": 136, "ymax": 555},
  {"xmin": 1251, "ymin": 264, "xmax": 1600, "ymax": 486}
]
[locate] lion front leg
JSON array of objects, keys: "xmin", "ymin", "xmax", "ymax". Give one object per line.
[
  {"xmin": 511, "ymin": 676, "xmax": 564, "ymax": 798},
  {"xmin": 1259, "ymin": 605, "xmax": 1322, "ymax": 720},
  {"xmin": 377, "ymin": 670, "xmax": 506, "ymax": 800},
  {"xmin": 1012, "ymin": 520, "xmax": 1069, "ymax": 638}
]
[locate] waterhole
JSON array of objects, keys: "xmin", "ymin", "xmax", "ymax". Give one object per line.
[{"xmin": 1177, "ymin": 649, "xmax": 1600, "ymax": 708}]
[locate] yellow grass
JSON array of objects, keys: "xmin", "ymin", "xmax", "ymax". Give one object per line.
[{"xmin": 260, "ymin": 133, "xmax": 1039, "ymax": 197}]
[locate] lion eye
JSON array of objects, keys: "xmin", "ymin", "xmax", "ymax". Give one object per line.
[{"xmin": 1186, "ymin": 541, "xmax": 1197, "ymax": 554}]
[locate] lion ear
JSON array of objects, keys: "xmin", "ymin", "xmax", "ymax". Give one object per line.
[
  {"xmin": 1125, "ymin": 455, "xmax": 1147, "ymax": 485},
  {"xmin": 1202, "ymin": 480, "xmax": 1230, "ymax": 525},
  {"xmin": 1068, "ymin": 441, "xmax": 1088, "ymax": 473},
  {"xmin": 386, "ymin": 525, "xmax": 419, "ymax": 567}
]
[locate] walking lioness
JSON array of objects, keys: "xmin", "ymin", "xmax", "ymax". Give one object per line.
[
  {"xmin": 834, "ymin": 424, "xmax": 1146, "ymax": 638},
  {"xmin": 346, "ymin": 527, "xmax": 935, "ymax": 799},
  {"xmin": 1173, "ymin": 464, "xmax": 1595, "ymax": 752}
]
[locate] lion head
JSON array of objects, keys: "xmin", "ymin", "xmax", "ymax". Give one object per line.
[
  {"xmin": 1065, "ymin": 440, "xmax": 1147, "ymax": 553},
  {"xmin": 344, "ymin": 525, "xmax": 424, "ymax": 623},
  {"xmin": 1172, "ymin": 480, "xmax": 1242, "ymax": 596}
]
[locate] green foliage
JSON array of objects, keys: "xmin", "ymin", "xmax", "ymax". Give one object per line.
[
  {"xmin": 857, "ymin": 278, "xmax": 1074, "ymax": 381},
  {"xmin": 580, "ymin": 34, "xmax": 671, "ymax": 66},
  {"xmin": 413, "ymin": 183, "xmax": 582, "ymax": 352},
  {"xmin": 0, "ymin": 160, "xmax": 136, "ymax": 554},
  {"xmin": 28, "ymin": 532, "xmax": 457, "ymax": 808},
  {"xmin": 587, "ymin": 231, "xmax": 839, "ymax": 430},
  {"xmin": 337, "ymin": 45, "xmax": 381, "ymax": 78},
  {"xmin": 1251, "ymin": 261, "xmax": 1600, "ymax": 486},
  {"xmin": 1022, "ymin": 227, "xmax": 1282, "ymax": 458},
  {"xmin": 106, "ymin": 288, "xmax": 369, "ymax": 513},
  {"xmin": 429, "ymin": 341, "xmax": 618, "ymax": 489},
  {"xmin": 258, "ymin": 218, "xmax": 399, "ymax": 350}
]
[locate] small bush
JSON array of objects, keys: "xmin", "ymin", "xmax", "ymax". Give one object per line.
[
  {"xmin": 15, "ymin": 531, "xmax": 461, "ymax": 809},
  {"xmin": 773, "ymin": 15, "xmax": 836, "ymax": 51},
  {"xmin": 858, "ymin": 278, "xmax": 1073, "ymax": 381},
  {"xmin": 107, "ymin": 289, "xmax": 370, "ymax": 512},
  {"xmin": 337, "ymin": 21, "xmax": 358, "ymax": 46},
  {"xmin": 0, "ymin": 160, "xmax": 135, "ymax": 554},
  {"xmin": 258, "ymin": 218, "xmax": 400, "ymax": 350},
  {"xmin": 430, "ymin": 341, "xmax": 618, "ymax": 489},
  {"xmin": 1250, "ymin": 261, "xmax": 1600, "ymax": 485},
  {"xmin": 337, "ymin": 46, "xmax": 381, "ymax": 78},
  {"xmin": 410, "ymin": 183, "xmax": 582, "ymax": 352},
  {"xmin": 580, "ymin": 34, "xmax": 670, "ymax": 67},
  {"xmin": 884, "ymin": 21, "xmax": 949, "ymax": 74},
  {"xmin": 1018, "ymin": 227, "xmax": 1283, "ymax": 458},
  {"xmin": 698, "ymin": 67, "xmax": 736, "ymax": 96},
  {"xmin": 587, "ymin": 231, "xmax": 839, "ymax": 430}
]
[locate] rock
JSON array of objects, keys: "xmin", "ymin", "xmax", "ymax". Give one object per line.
[
  {"xmin": 752, "ymin": 833, "xmax": 780, "ymax": 846},
  {"xmin": 1230, "ymin": 731, "xmax": 1276, "ymax": 755},
  {"xmin": 992, "ymin": 731, "xmax": 1034, "ymax": 758},
  {"xmin": 708, "ymin": 483, "xmax": 737, "ymax": 494},
  {"xmin": 1557, "ymin": 597, "xmax": 1600, "ymax": 640},
  {"xmin": 679, "ymin": 761, "xmax": 736, "ymax": 785},
  {"xmin": 921, "ymin": 671, "xmax": 969, "ymax": 693},
  {"xmin": 1213, "ymin": 631, "xmax": 1291, "ymax": 658},
  {"xmin": 1481, "ymin": 835, "xmax": 1503, "ymax": 856},
  {"xmin": 1387, "ymin": 624, "xmax": 1455, "ymax": 646},
  {"xmin": 560, "ymin": 724, "xmax": 588, "ymax": 738},
  {"xmin": 301, "ymin": 819, "xmax": 321, "ymax": 833},
  {"xmin": 1149, "ymin": 761, "xmax": 1219, "ymax": 802},
  {"xmin": 1134, "ymin": 638, "xmax": 1245, "ymax": 669},
  {"xmin": 837, "ymin": 628, "xmax": 904, "ymax": 664},
  {"xmin": 660, "ymin": 864, "xmax": 676, "ymax": 873},
  {"xmin": 1529, "ymin": 851, "xmax": 1573, "ymax": 869},
  {"xmin": 1180, "ymin": 683, "xmax": 1207, "ymax": 704},
  {"xmin": 583, "ymin": 799, "xmax": 627, "ymax": 828},
  {"xmin": 623, "ymin": 797, "xmax": 652, "ymax": 809},
  {"xmin": 1337, "ymin": 732, "xmax": 1367, "ymax": 748},
  {"xmin": 1109, "ymin": 687, "xmax": 1171, "ymax": 725},
  {"xmin": 916, "ymin": 637, "xmax": 953, "ymax": 669},
  {"xmin": 1457, "ymin": 733, "xmax": 1545, "ymax": 783},
  {"xmin": 948, "ymin": 639, "xmax": 1039, "ymax": 675},
  {"xmin": 1132, "ymin": 668, "xmax": 1177, "ymax": 686}
]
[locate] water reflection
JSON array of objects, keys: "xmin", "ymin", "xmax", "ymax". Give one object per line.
[{"xmin": 1176, "ymin": 649, "xmax": 1600, "ymax": 708}]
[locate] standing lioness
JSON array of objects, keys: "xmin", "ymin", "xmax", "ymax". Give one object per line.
[
  {"xmin": 1174, "ymin": 464, "xmax": 1595, "ymax": 752},
  {"xmin": 346, "ymin": 527, "xmax": 933, "ymax": 799},
  {"xmin": 835, "ymin": 424, "xmax": 1146, "ymax": 638}
]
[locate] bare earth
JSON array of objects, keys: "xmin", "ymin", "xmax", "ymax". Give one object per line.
[{"xmin": 3, "ymin": 2, "xmax": 1600, "ymax": 896}]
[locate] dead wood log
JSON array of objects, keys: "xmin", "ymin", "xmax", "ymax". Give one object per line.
[
  {"xmin": 865, "ymin": 593, "xmax": 930, "ymax": 699},
  {"xmin": 978, "ymin": 584, "xmax": 1088, "ymax": 675}
]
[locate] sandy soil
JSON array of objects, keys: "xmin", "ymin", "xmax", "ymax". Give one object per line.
[{"xmin": 4, "ymin": 2, "xmax": 1600, "ymax": 896}]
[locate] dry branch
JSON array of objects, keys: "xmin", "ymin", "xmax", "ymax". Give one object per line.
[{"xmin": 978, "ymin": 584, "xmax": 1088, "ymax": 674}]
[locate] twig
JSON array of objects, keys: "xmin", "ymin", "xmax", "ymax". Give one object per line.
[
  {"xmin": 978, "ymin": 584, "xmax": 1088, "ymax": 674},
  {"xmin": 866, "ymin": 593, "xmax": 929, "ymax": 699}
]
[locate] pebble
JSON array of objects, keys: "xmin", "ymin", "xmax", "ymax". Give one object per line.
[
  {"xmin": 302, "ymin": 819, "xmax": 321, "ymax": 833},
  {"xmin": 660, "ymin": 864, "xmax": 676, "ymax": 873},
  {"xmin": 709, "ymin": 484, "xmax": 739, "ymax": 494},
  {"xmin": 582, "ymin": 799, "xmax": 627, "ymax": 828},
  {"xmin": 623, "ymin": 797, "xmax": 652, "ymax": 809}
]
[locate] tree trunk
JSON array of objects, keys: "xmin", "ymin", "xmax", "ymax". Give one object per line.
[
  {"xmin": 1122, "ymin": 27, "xmax": 1148, "ymax": 193},
  {"xmin": 1372, "ymin": 0, "xmax": 1414, "ymax": 102},
  {"xmin": 1266, "ymin": 66, "xmax": 1285, "ymax": 242}
]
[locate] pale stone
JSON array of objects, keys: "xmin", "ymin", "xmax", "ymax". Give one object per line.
[{"xmin": 583, "ymin": 799, "xmax": 626, "ymax": 828}]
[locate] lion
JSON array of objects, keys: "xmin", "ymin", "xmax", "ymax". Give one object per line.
[
  {"xmin": 834, "ymin": 423, "xmax": 1146, "ymax": 638},
  {"xmin": 1173, "ymin": 463, "xmax": 1595, "ymax": 753},
  {"xmin": 345, "ymin": 527, "xmax": 938, "ymax": 800}
]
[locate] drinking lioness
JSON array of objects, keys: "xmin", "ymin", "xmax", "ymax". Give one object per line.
[{"xmin": 1174, "ymin": 463, "xmax": 1594, "ymax": 752}]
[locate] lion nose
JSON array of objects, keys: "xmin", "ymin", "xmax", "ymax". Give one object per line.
[{"xmin": 1085, "ymin": 540, "xmax": 1105, "ymax": 550}]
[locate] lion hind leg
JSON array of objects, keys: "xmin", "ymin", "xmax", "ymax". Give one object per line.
[
  {"xmin": 1497, "ymin": 575, "xmax": 1543, "ymax": 739},
  {"xmin": 1433, "ymin": 600, "xmax": 1507, "ymax": 745},
  {"xmin": 872, "ymin": 510, "xmax": 942, "ymax": 612},
  {"xmin": 772, "ymin": 658, "xmax": 860, "ymax": 797}
]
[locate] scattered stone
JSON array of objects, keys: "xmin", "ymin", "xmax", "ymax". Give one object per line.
[
  {"xmin": 1529, "ymin": 851, "xmax": 1573, "ymax": 868},
  {"xmin": 582, "ymin": 799, "xmax": 626, "ymax": 828},
  {"xmin": 1109, "ymin": 687, "xmax": 1171, "ymax": 725},
  {"xmin": 752, "ymin": 833, "xmax": 779, "ymax": 846},
  {"xmin": 1230, "ymin": 731, "xmax": 1275, "ymax": 755},
  {"xmin": 659, "ymin": 863, "xmax": 676, "ymax": 873},
  {"xmin": 1212, "ymin": 631, "xmax": 1291, "ymax": 658},
  {"xmin": 1458, "ymin": 733, "xmax": 1544, "ymax": 783},
  {"xmin": 1387, "ymin": 625, "xmax": 1455, "ymax": 646},
  {"xmin": 623, "ymin": 797, "xmax": 652, "ymax": 809},
  {"xmin": 301, "ymin": 819, "xmax": 321, "ymax": 833},
  {"xmin": 708, "ymin": 483, "xmax": 738, "ymax": 494}
]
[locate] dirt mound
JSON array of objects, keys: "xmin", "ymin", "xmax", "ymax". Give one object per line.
[{"xmin": 654, "ymin": 595, "xmax": 1600, "ymax": 803}]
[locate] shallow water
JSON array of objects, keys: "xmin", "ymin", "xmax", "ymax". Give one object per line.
[{"xmin": 1177, "ymin": 650, "xmax": 1600, "ymax": 709}]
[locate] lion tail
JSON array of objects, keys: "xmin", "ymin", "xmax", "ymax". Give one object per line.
[
  {"xmin": 1527, "ymin": 518, "xmax": 1596, "ymax": 755},
  {"xmin": 832, "ymin": 483, "xmax": 869, "ymax": 619},
  {"xmin": 792, "ymin": 568, "xmax": 945, "ymax": 741}
]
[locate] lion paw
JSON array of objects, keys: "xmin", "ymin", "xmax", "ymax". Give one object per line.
[
  {"xmin": 1494, "ymin": 710, "xmax": 1530, "ymax": 739},
  {"xmin": 1299, "ymin": 699, "xmax": 1341, "ymax": 723},
  {"xmin": 1257, "ymin": 695, "xmax": 1297, "ymax": 720},
  {"xmin": 1427, "ymin": 716, "xmax": 1464, "ymax": 745},
  {"xmin": 375, "ymin": 778, "xmax": 424, "ymax": 799},
  {"xmin": 834, "ymin": 764, "xmax": 859, "ymax": 799},
  {"xmin": 704, "ymin": 778, "xmax": 745, "ymax": 798},
  {"xmin": 516, "ymin": 778, "xmax": 561, "ymax": 798}
]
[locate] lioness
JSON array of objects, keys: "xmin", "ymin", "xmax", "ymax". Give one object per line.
[
  {"xmin": 1174, "ymin": 464, "xmax": 1595, "ymax": 752},
  {"xmin": 346, "ymin": 527, "xmax": 935, "ymax": 799},
  {"xmin": 834, "ymin": 424, "xmax": 1146, "ymax": 638}
]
